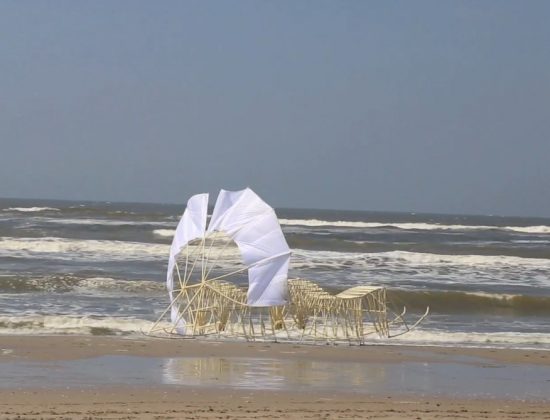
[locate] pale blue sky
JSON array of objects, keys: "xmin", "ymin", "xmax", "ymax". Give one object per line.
[{"xmin": 1, "ymin": 1, "xmax": 549, "ymax": 216}]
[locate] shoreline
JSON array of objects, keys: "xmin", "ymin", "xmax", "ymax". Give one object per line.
[
  {"xmin": 1, "ymin": 334, "xmax": 549, "ymax": 365},
  {"xmin": 1, "ymin": 335, "xmax": 549, "ymax": 419}
]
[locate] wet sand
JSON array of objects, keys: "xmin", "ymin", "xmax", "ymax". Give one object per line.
[
  {"xmin": 0, "ymin": 336, "xmax": 549, "ymax": 419},
  {"xmin": 2, "ymin": 335, "xmax": 550, "ymax": 364}
]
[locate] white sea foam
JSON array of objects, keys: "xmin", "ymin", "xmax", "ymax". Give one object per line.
[
  {"xmin": 75, "ymin": 277, "xmax": 165, "ymax": 294},
  {"xmin": 506, "ymin": 225, "xmax": 550, "ymax": 234},
  {"xmin": 41, "ymin": 217, "xmax": 174, "ymax": 227},
  {"xmin": 0, "ymin": 275, "xmax": 165, "ymax": 294},
  {"xmin": 3, "ymin": 207, "xmax": 59, "ymax": 213},
  {"xmin": 380, "ymin": 250, "xmax": 550, "ymax": 267},
  {"xmin": 461, "ymin": 291, "xmax": 518, "ymax": 300},
  {"xmin": 0, "ymin": 236, "xmax": 169, "ymax": 261},
  {"xmin": 0, "ymin": 314, "xmax": 170, "ymax": 335},
  {"xmin": 280, "ymin": 219, "xmax": 468, "ymax": 229},
  {"xmin": 279, "ymin": 219, "xmax": 550, "ymax": 234},
  {"xmin": 388, "ymin": 329, "xmax": 550, "ymax": 349},
  {"xmin": 154, "ymin": 229, "xmax": 176, "ymax": 237},
  {"xmin": 290, "ymin": 249, "xmax": 550, "ymax": 289},
  {"xmin": 293, "ymin": 248, "xmax": 550, "ymax": 269},
  {"xmin": 0, "ymin": 314, "xmax": 548, "ymax": 349}
]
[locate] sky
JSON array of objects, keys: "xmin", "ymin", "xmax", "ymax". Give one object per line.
[{"xmin": 0, "ymin": 1, "xmax": 549, "ymax": 217}]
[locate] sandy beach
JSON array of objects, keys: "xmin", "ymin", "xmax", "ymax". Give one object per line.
[
  {"xmin": 1, "ymin": 336, "xmax": 549, "ymax": 419},
  {"xmin": 2, "ymin": 386, "xmax": 549, "ymax": 419}
]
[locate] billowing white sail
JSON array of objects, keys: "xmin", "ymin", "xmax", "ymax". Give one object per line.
[
  {"xmin": 166, "ymin": 193, "xmax": 208, "ymax": 331},
  {"xmin": 167, "ymin": 188, "xmax": 290, "ymax": 314},
  {"xmin": 207, "ymin": 188, "xmax": 291, "ymax": 306}
]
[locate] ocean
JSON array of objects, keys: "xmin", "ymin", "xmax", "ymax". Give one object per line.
[{"xmin": 1, "ymin": 197, "xmax": 549, "ymax": 349}]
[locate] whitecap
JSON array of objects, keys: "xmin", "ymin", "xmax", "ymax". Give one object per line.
[
  {"xmin": 279, "ymin": 219, "xmax": 550, "ymax": 234},
  {"xmin": 0, "ymin": 236, "xmax": 169, "ymax": 261},
  {"xmin": 0, "ymin": 314, "xmax": 170, "ymax": 336},
  {"xmin": 388, "ymin": 328, "xmax": 550, "ymax": 350},
  {"xmin": 41, "ymin": 218, "xmax": 174, "ymax": 227},
  {"xmin": 153, "ymin": 229, "xmax": 176, "ymax": 237},
  {"xmin": 506, "ymin": 225, "xmax": 550, "ymax": 234},
  {"xmin": 3, "ymin": 207, "xmax": 59, "ymax": 213},
  {"xmin": 75, "ymin": 277, "xmax": 165, "ymax": 294},
  {"xmin": 292, "ymin": 248, "xmax": 550, "ymax": 269},
  {"xmin": 289, "ymin": 249, "xmax": 550, "ymax": 289}
]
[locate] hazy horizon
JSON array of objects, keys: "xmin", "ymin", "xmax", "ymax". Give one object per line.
[{"xmin": 2, "ymin": 193, "xmax": 550, "ymax": 220}]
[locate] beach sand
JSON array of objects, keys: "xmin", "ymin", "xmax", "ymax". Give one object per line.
[{"xmin": 0, "ymin": 336, "xmax": 549, "ymax": 419}]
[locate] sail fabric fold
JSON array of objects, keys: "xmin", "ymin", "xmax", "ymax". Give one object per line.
[
  {"xmin": 247, "ymin": 253, "xmax": 290, "ymax": 305},
  {"xmin": 207, "ymin": 188, "xmax": 291, "ymax": 306}
]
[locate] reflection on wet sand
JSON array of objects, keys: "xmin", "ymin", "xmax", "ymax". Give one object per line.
[
  {"xmin": 163, "ymin": 357, "xmax": 387, "ymax": 391},
  {"xmin": 1, "ymin": 353, "xmax": 548, "ymax": 400},
  {"xmin": 161, "ymin": 356, "xmax": 550, "ymax": 400}
]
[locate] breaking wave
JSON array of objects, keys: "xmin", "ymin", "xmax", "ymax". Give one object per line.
[
  {"xmin": 154, "ymin": 229, "xmax": 176, "ymax": 237},
  {"xmin": 390, "ymin": 329, "xmax": 550, "ymax": 349},
  {"xmin": 375, "ymin": 250, "xmax": 550, "ymax": 267},
  {"xmin": 4, "ymin": 275, "xmax": 548, "ymax": 316},
  {"xmin": 1, "ymin": 312, "xmax": 548, "ymax": 349},
  {"xmin": 387, "ymin": 289, "xmax": 550, "ymax": 316},
  {"xmin": 0, "ymin": 236, "xmax": 168, "ymax": 261},
  {"xmin": 0, "ymin": 314, "xmax": 169, "ymax": 336},
  {"xmin": 279, "ymin": 219, "xmax": 550, "ymax": 234},
  {"xmin": 0, "ymin": 275, "xmax": 165, "ymax": 294},
  {"xmin": 290, "ymin": 249, "xmax": 550, "ymax": 289},
  {"xmin": 40, "ymin": 218, "xmax": 174, "ymax": 227},
  {"xmin": 292, "ymin": 248, "xmax": 550, "ymax": 269},
  {"xmin": 3, "ymin": 207, "xmax": 59, "ymax": 213}
]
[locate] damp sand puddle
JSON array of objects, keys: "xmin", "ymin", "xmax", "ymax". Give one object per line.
[{"xmin": 1, "ymin": 355, "xmax": 549, "ymax": 400}]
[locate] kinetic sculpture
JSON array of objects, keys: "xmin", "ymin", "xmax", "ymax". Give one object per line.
[{"xmin": 149, "ymin": 188, "xmax": 428, "ymax": 343}]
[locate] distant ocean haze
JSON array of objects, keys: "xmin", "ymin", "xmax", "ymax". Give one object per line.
[{"xmin": 0, "ymin": 198, "xmax": 549, "ymax": 348}]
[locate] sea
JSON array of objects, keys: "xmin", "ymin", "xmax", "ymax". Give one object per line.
[{"xmin": 1, "ymin": 197, "xmax": 549, "ymax": 350}]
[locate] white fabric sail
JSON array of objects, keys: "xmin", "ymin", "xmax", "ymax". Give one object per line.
[
  {"xmin": 207, "ymin": 188, "xmax": 291, "ymax": 306},
  {"xmin": 166, "ymin": 187, "xmax": 290, "ymax": 335},
  {"xmin": 166, "ymin": 193, "xmax": 208, "ymax": 331}
]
